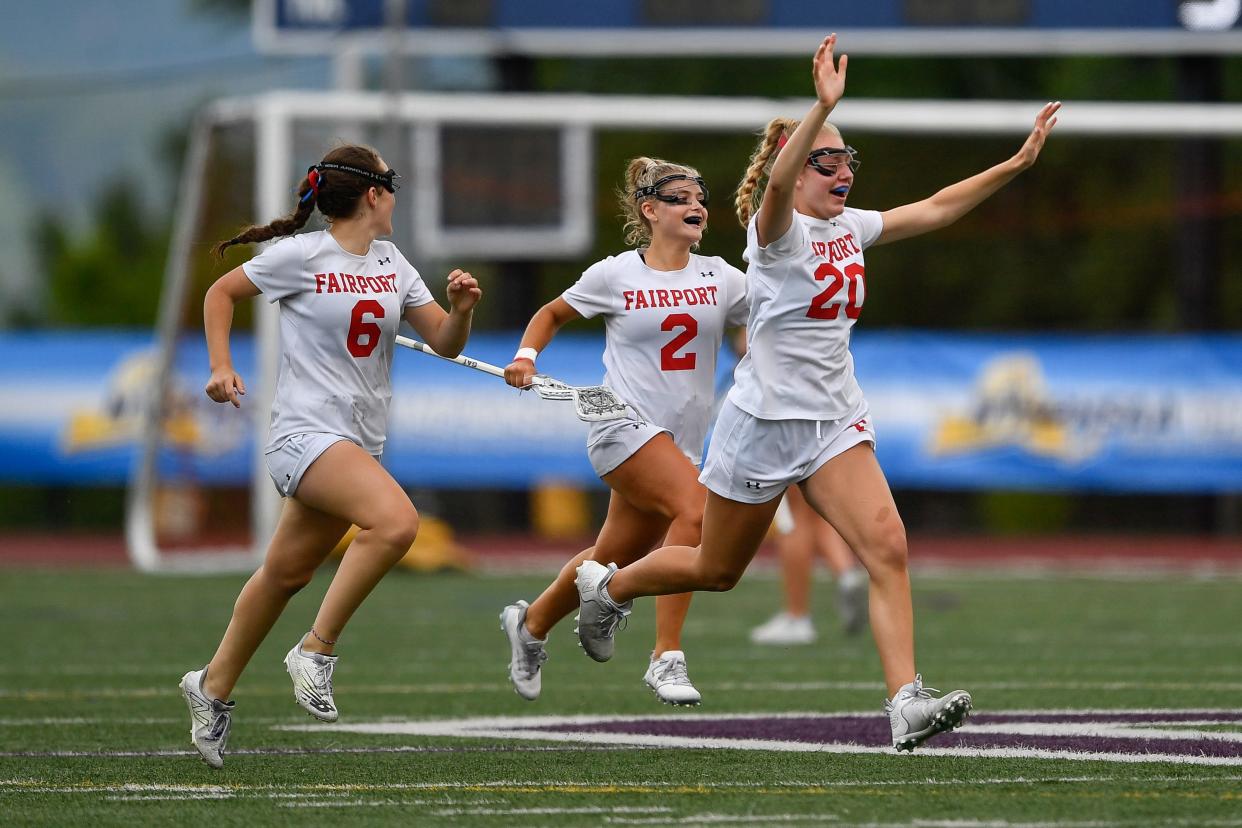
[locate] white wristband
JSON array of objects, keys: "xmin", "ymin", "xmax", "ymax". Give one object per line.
[{"xmin": 513, "ymin": 347, "xmax": 539, "ymax": 363}]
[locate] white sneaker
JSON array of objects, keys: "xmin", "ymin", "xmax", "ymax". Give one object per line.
[
  {"xmin": 749, "ymin": 612, "xmax": 817, "ymax": 645},
  {"xmin": 500, "ymin": 600, "xmax": 548, "ymax": 701},
  {"xmin": 178, "ymin": 667, "xmax": 234, "ymax": 769},
  {"xmin": 835, "ymin": 568, "xmax": 869, "ymax": 637},
  {"xmin": 574, "ymin": 560, "xmax": 632, "ymax": 662},
  {"xmin": 643, "ymin": 650, "xmax": 702, "ymax": 706},
  {"xmin": 886, "ymin": 674, "xmax": 972, "ymax": 752},
  {"xmin": 283, "ymin": 641, "xmax": 339, "ymax": 722}
]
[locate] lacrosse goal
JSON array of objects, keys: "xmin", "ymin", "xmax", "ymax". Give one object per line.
[{"xmin": 127, "ymin": 89, "xmax": 1242, "ymax": 573}]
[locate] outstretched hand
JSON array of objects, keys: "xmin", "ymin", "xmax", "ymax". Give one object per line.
[
  {"xmin": 1014, "ymin": 101, "xmax": 1061, "ymax": 169},
  {"xmin": 813, "ymin": 33, "xmax": 848, "ymax": 110},
  {"xmin": 446, "ymin": 268, "xmax": 482, "ymax": 313}
]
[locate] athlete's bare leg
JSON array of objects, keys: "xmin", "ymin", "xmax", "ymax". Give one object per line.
[
  {"xmin": 202, "ymin": 494, "xmax": 351, "ymax": 701},
  {"xmin": 523, "ymin": 434, "xmax": 704, "ymax": 642},
  {"xmin": 605, "ymin": 491, "xmax": 783, "ymax": 602},
  {"xmin": 523, "ymin": 494, "xmax": 667, "ymax": 639},
  {"xmin": 798, "ymin": 443, "xmax": 914, "ymax": 696},
  {"xmin": 293, "ymin": 440, "xmax": 422, "ymax": 652},
  {"xmin": 777, "ymin": 485, "xmax": 862, "ymax": 616},
  {"xmin": 777, "ymin": 487, "xmax": 817, "ymax": 617}
]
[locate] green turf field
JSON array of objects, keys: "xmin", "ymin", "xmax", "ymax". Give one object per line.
[{"xmin": 2, "ymin": 563, "xmax": 1240, "ymax": 826}]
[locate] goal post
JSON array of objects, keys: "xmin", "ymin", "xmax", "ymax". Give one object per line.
[{"xmin": 126, "ymin": 90, "xmax": 1242, "ymax": 573}]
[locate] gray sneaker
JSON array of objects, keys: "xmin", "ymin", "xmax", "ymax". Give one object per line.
[
  {"xmin": 500, "ymin": 600, "xmax": 548, "ymax": 701},
  {"xmin": 284, "ymin": 642, "xmax": 339, "ymax": 722},
  {"xmin": 836, "ymin": 568, "xmax": 869, "ymax": 637},
  {"xmin": 574, "ymin": 560, "xmax": 632, "ymax": 662},
  {"xmin": 643, "ymin": 650, "xmax": 702, "ymax": 706},
  {"xmin": 885, "ymin": 674, "xmax": 972, "ymax": 752},
  {"xmin": 179, "ymin": 667, "xmax": 234, "ymax": 769}
]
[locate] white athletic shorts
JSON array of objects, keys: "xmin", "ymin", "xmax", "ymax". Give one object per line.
[
  {"xmin": 699, "ymin": 398, "xmax": 876, "ymax": 504},
  {"xmin": 264, "ymin": 432, "xmax": 350, "ymax": 497},
  {"xmin": 586, "ymin": 417, "xmax": 673, "ymax": 478}
]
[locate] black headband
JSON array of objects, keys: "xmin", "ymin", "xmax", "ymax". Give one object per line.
[
  {"xmin": 633, "ymin": 174, "xmax": 708, "ymax": 202},
  {"xmin": 309, "ymin": 162, "xmax": 401, "ymax": 192}
]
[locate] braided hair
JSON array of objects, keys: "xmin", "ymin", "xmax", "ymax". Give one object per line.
[
  {"xmin": 213, "ymin": 144, "xmax": 387, "ymax": 258},
  {"xmin": 734, "ymin": 117, "xmax": 843, "ymax": 227}
]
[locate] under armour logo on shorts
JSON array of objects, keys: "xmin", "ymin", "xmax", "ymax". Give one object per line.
[
  {"xmin": 851, "ymin": 418, "xmax": 868, "ymax": 432},
  {"xmin": 745, "ymin": 480, "xmax": 763, "ymax": 489}
]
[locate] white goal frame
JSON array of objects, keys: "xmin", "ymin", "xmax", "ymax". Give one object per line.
[{"xmin": 126, "ymin": 89, "xmax": 1242, "ymax": 573}]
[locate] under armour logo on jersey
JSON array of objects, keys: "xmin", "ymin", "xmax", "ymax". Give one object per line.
[
  {"xmin": 745, "ymin": 480, "xmax": 763, "ymax": 490},
  {"xmin": 851, "ymin": 418, "xmax": 868, "ymax": 433},
  {"xmin": 699, "ymin": 271, "xmax": 715, "ymax": 278},
  {"xmin": 377, "ymin": 256, "xmax": 392, "ymax": 266}
]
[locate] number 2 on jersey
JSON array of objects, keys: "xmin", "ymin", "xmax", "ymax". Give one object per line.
[
  {"xmin": 806, "ymin": 262, "xmax": 865, "ymax": 320},
  {"xmin": 660, "ymin": 313, "xmax": 698, "ymax": 371},
  {"xmin": 347, "ymin": 299, "xmax": 385, "ymax": 357}
]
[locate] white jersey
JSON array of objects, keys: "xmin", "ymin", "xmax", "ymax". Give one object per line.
[
  {"xmin": 729, "ymin": 207, "xmax": 884, "ymax": 421},
  {"xmin": 562, "ymin": 250, "xmax": 749, "ymax": 463},
  {"xmin": 242, "ymin": 230, "xmax": 435, "ymax": 455}
]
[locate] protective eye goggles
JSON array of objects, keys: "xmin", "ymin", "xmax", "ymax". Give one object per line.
[
  {"xmin": 806, "ymin": 146, "xmax": 860, "ymax": 176},
  {"xmin": 311, "ymin": 162, "xmax": 402, "ymax": 193},
  {"xmin": 633, "ymin": 174, "xmax": 710, "ymax": 206}
]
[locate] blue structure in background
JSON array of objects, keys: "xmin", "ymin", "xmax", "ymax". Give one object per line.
[{"xmin": 1, "ymin": 331, "xmax": 1241, "ymax": 492}]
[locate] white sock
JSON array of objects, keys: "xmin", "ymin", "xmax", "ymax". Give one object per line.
[{"xmin": 518, "ymin": 623, "xmax": 545, "ymax": 645}]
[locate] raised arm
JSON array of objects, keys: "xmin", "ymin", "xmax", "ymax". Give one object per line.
[
  {"xmin": 503, "ymin": 297, "xmax": 582, "ymax": 388},
  {"xmin": 403, "ymin": 268, "xmax": 482, "ymax": 358},
  {"xmin": 203, "ymin": 266, "xmax": 261, "ymax": 408},
  {"xmin": 755, "ymin": 33, "xmax": 848, "ymax": 248},
  {"xmin": 875, "ymin": 101, "xmax": 1060, "ymax": 246}
]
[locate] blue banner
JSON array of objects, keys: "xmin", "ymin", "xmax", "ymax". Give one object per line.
[{"xmin": 2, "ymin": 331, "xmax": 1241, "ymax": 493}]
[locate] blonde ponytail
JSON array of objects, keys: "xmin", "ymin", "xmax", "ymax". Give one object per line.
[
  {"xmin": 617, "ymin": 156, "xmax": 703, "ymax": 247},
  {"xmin": 734, "ymin": 117, "xmax": 843, "ymax": 228}
]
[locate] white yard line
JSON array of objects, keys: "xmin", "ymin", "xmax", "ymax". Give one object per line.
[
  {"xmin": 7, "ymin": 776, "xmax": 1240, "ymax": 796},
  {"xmin": 5, "ymin": 682, "xmax": 1242, "ymax": 701}
]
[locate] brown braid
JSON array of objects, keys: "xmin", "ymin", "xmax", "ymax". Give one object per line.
[
  {"xmin": 733, "ymin": 117, "xmax": 843, "ymax": 228},
  {"xmin": 212, "ymin": 144, "xmax": 386, "ymax": 259},
  {"xmin": 617, "ymin": 156, "xmax": 702, "ymax": 247}
]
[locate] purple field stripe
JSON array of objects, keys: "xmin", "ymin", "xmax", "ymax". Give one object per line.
[
  {"xmin": 941, "ymin": 733, "xmax": 1242, "ymax": 758},
  {"xmin": 533, "ymin": 717, "xmax": 891, "ymax": 745},
  {"xmin": 970, "ymin": 712, "xmax": 1242, "ymax": 724},
  {"xmin": 527, "ymin": 713, "xmax": 1242, "ymax": 755}
]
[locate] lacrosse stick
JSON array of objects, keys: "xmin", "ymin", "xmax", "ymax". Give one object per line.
[{"xmin": 394, "ymin": 335, "xmax": 631, "ymax": 422}]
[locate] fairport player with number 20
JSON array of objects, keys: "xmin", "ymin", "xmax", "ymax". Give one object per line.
[{"xmin": 574, "ymin": 34, "xmax": 1060, "ymax": 752}]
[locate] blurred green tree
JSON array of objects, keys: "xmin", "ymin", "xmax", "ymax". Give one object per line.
[{"xmin": 34, "ymin": 180, "xmax": 170, "ymax": 327}]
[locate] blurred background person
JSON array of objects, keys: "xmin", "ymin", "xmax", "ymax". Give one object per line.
[{"xmin": 751, "ymin": 484, "xmax": 868, "ymax": 645}]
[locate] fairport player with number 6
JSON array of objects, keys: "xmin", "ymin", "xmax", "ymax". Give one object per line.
[
  {"xmin": 573, "ymin": 34, "xmax": 1060, "ymax": 752},
  {"xmin": 178, "ymin": 144, "xmax": 481, "ymax": 769}
]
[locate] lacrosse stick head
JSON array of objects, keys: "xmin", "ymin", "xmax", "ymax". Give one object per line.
[
  {"xmin": 530, "ymin": 375, "xmax": 631, "ymax": 422},
  {"xmin": 529, "ymin": 375, "xmax": 573, "ymax": 401}
]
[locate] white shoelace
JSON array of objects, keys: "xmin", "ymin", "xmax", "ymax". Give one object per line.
[
  {"xmin": 309, "ymin": 658, "xmax": 335, "ymax": 697},
  {"xmin": 654, "ymin": 658, "xmax": 691, "ymax": 686},
  {"xmin": 596, "ymin": 604, "xmax": 631, "ymax": 638}
]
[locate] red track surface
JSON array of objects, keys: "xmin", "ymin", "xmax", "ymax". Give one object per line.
[{"xmin": 1, "ymin": 532, "xmax": 1239, "ymax": 571}]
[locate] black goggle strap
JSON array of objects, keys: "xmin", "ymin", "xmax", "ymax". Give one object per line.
[
  {"xmin": 806, "ymin": 146, "xmax": 860, "ymax": 172},
  {"xmin": 633, "ymin": 174, "xmax": 709, "ymax": 204},
  {"xmin": 310, "ymin": 162, "xmax": 401, "ymax": 192}
]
